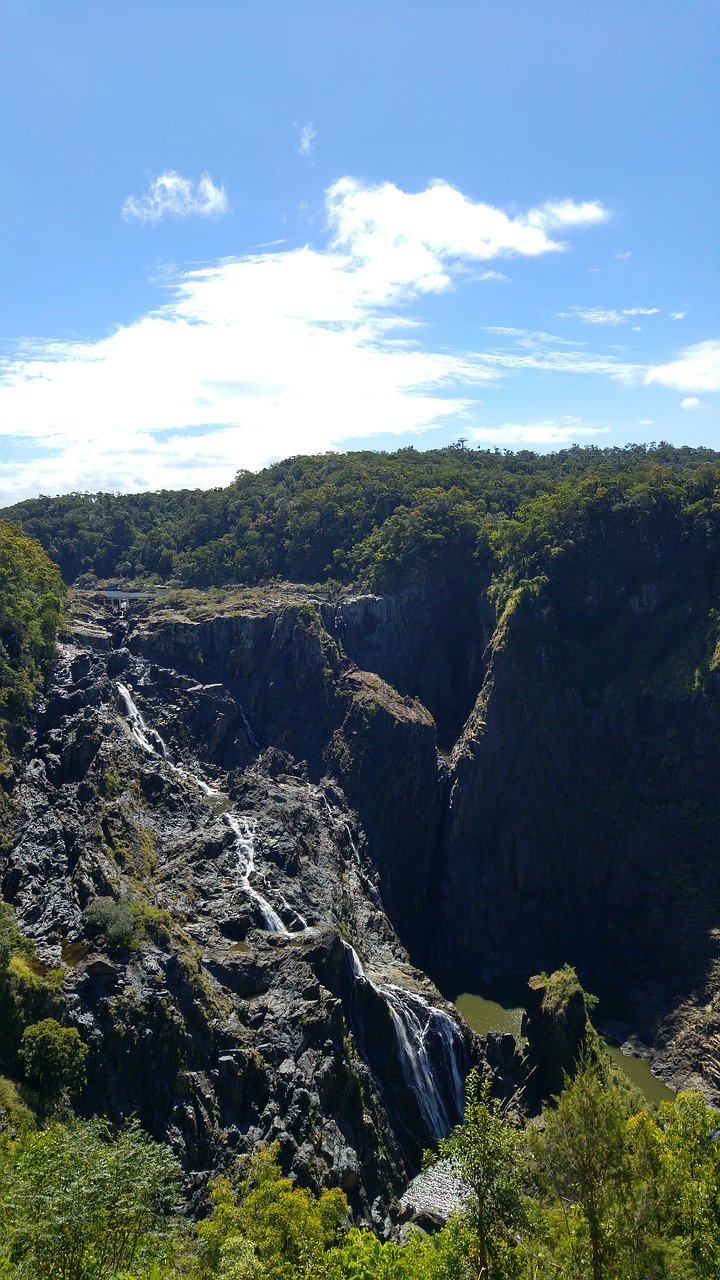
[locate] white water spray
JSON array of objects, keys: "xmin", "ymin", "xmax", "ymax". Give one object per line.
[
  {"xmin": 342, "ymin": 944, "xmax": 465, "ymax": 1141},
  {"xmin": 379, "ymin": 984, "xmax": 465, "ymax": 1140},
  {"xmin": 226, "ymin": 815, "xmax": 287, "ymax": 933},
  {"xmin": 117, "ymin": 683, "xmax": 170, "ymax": 759}
]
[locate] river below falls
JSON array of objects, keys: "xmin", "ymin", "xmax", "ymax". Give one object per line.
[{"xmin": 437, "ymin": 972, "xmax": 676, "ymax": 1107}]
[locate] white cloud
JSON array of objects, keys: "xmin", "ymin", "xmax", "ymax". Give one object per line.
[
  {"xmin": 0, "ymin": 176, "xmax": 628, "ymax": 504},
  {"xmin": 645, "ymin": 340, "xmax": 720, "ymax": 393},
  {"xmin": 470, "ymin": 417, "xmax": 610, "ymax": 446},
  {"xmin": 615, "ymin": 251, "xmax": 632, "ymax": 261},
  {"xmin": 122, "ymin": 172, "xmax": 228, "ymax": 223},
  {"xmin": 482, "ymin": 325, "xmax": 586, "ymax": 347},
  {"xmin": 296, "ymin": 122, "xmax": 316, "ymax": 157},
  {"xmin": 326, "ymin": 180, "xmax": 610, "ymax": 299},
  {"xmin": 680, "ymin": 397, "xmax": 703, "ymax": 410},
  {"xmin": 671, "ymin": 310, "xmax": 688, "ymax": 320},
  {"xmin": 558, "ymin": 305, "xmax": 659, "ymax": 325},
  {"xmin": 521, "ymin": 199, "xmax": 609, "ymax": 232}
]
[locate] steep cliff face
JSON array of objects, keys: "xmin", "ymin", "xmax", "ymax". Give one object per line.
[
  {"xmin": 432, "ymin": 541, "xmax": 720, "ymax": 1099},
  {"xmin": 319, "ymin": 571, "xmax": 494, "ymax": 748},
  {"xmin": 1, "ymin": 594, "xmax": 476, "ymax": 1221},
  {"xmin": 3, "ymin": 527, "xmax": 720, "ymax": 1200}
]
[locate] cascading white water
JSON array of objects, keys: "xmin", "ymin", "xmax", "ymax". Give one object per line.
[
  {"xmin": 225, "ymin": 815, "xmax": 288, "ymax": 933},
  {"xmin": 342, "ymin": 943, "xmax": 465, "ymax": 1141},
  {"xmin": 380, "ymin": 984, "xmax": 465, "ymax": 1140},
  {"xmin": 117, "ymin": 682, "xmax": 221, "ymax": 794},
  {"xmin": 117, "ymin": 681, "xmax": 291, "ymax": 929},
  {"xmin": 118, "ymin": 681, "xmax": 462, "ymax": 1119},
  {"xmin": 344, "ymin": 824, "xmax": 361, "ymax": 865},
  {"xmin": 117, "ymin": 683, "xmax": 170, "ymax": 759}
]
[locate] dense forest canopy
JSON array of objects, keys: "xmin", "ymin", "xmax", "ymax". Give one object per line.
[
  {"xmin": 0, "ymin": 523, "xmax": 66, "ymax": 727},
  {"xmin": 2, "ymin": 443, "xmax": 719, "ymax": 592}
]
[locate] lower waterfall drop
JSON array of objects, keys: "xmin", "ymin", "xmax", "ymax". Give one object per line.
[
  {"xmin": 380, "ymin": 983, "xmax": 465, "ymax": 1141},
  {"xmin": 342, "ymin": 943, "xmax": 465, "ymax": 1142}
]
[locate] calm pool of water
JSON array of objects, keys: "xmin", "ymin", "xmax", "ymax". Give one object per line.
[{"xmin": 437, "ymin": 971, "xmax": 675, "ymax": 1106}]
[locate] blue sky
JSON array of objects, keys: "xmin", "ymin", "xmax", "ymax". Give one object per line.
[{"xmin": 0, "ymin": 0, "xmax": 718, "ymax": 503}]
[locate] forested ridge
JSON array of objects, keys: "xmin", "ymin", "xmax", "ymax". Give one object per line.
[{"xmin": 3, "ymin": 442, "xmax": 720, "ymax": 593}]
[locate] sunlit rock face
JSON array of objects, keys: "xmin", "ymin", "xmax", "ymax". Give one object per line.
[{"xmin": 2, "ymin": 593, "xmax": 479, "ymax": 1223}]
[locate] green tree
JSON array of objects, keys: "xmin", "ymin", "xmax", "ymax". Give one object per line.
[
  {"xmin": 528, "ymin": 1057, "xmax": 628, "ymax": 1280},
  {"xmin": 0, "ymin": 1117, "xmax": 181, "ymax": 1279},
  {"xmin": 19, "ymin": 1018, "xmax": 88, "ymax": 1104},
  {"xmin": 325, "ymin": 1227, "xmax": 408, "ymax": 1279},
  {"xmin": 437, "ymin": 1069, "xmax": 525, "ymax": 1280},
  {"xmin": 658, "ymin": 1090, "xmax": 720, "ymax": 1278},
  {"xmin": 196, "ymin": 1144, "xmax": 347, "ymax": 1280}
]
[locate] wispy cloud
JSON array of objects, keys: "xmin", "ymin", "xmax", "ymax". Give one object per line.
[
  {"xmin": 646, "ymin": 340, "xmax": 720, "ymax": 393},
  {"xmin": 557, "ymin": 306, "xmax": 659, "ymax": 326},
  {"xmin": 671, "ymin": 310, "xmax": 688, "ymax": 320},
  {"xmin": 470, "ymin": 416, "xmax": 610, "ymax": 446},
  {"xmin": 122, "ymin": 172, "xmax": 228, "ymax": 224},
  {"xmin": 680, "ymin": 397, "xmax": 703, "ymax": 410},
  {"xmin": 296, "ymin": 122, "xmax": 316, "ymax": 157}
]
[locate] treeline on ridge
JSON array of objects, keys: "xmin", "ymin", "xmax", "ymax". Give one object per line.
[{"xmin": 2, "ymin": 442, "xmax": 720, "ymax": 594}]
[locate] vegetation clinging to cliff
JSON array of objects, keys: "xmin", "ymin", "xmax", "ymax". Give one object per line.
[
  {"xmin": 0, "ymin": 521, "xmax": 66, "ymax": 723},
  {"xmin": 2, "ymin": 1067, "xmax": 719, "ymax": 1279}
]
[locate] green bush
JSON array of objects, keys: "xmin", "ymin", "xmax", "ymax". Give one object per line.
[
  {"xmin": 86, "ymin": 896, "xmax": 136, "ymax": 951},
  {"xmin": 0, "ymin": 1117, "xmax": 181, "ymax": 1279},
  {"xmin": 19, "ymin": 1018, "xmax": 88, "ymax": 1101}
]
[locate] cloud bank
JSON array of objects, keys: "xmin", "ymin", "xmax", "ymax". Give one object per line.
[{"xmin": 0, "ymin": 176, "xmax": 711, "ymax": 506}]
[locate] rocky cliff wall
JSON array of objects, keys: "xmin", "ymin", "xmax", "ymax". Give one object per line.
[{"xmin": 0, "ymin": 595, "xmax": 478, "ymax": 1224}]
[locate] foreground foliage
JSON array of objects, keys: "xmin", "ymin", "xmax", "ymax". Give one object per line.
[
  {"xmin": 1, "ymin": 1062, "xmax": 719, "ymax": 1280},
  {"xmin": 0, "ymin": 521, "xmax": 65, "ymax": 722}
]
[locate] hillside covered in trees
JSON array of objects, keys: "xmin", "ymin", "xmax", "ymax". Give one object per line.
[{"xmin": 3, "ymin": 442, "xmax": 720, "ymax": 596}]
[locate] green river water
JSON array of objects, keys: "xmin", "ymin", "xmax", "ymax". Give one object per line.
[{"xmin": 440, "ymin": 974, "xmax": 676, "ymax": 1107}]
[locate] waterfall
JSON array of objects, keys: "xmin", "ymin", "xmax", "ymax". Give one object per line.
[
  {"xmin": 226, "ymin": 815, "xmax": 288, "ymax": 934},
  {"xmin": 117, "ymin": 683, "xmax": 170, "ymax": 759},
  {"xmin": 238, "ymin": 704, "xmax": 260, "ymax": 753},
  {"xmin": 342, "ymin": 943, "xmax": 465, "ymax": 1142},
  {"xmin": 379, "ymin": 984, "xmax": 465, "ymax": 1141},
  {"xmin": 343, "ymin": 824, "xmax": 361, "ymax": 865},
  {"xmin": 118, "ymin": 681, "xmax": 292, "ymax": 930}
]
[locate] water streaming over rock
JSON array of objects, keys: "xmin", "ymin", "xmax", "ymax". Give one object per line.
[
  {"xmin": 118, "ymin": 681, "xmax": 219, "ymax": 794},
  {"xmin": 117, "ymin": 682, "xmax": 170, "ymax": 759},
  {"xmin": 118, "ymin": 680, "xmax": 464, "ymax": 1125},
  {"xmin": 379, "ymin": 983, "xmax": 465, "ymax": 1140},
  {"xmin": 225, "ymin": 815, "xmax": 288, "ymax": 933},
  {"xmin": 342, "ymin": 943, "xmax": 465, "ymax": 1142},
  {"xmin": 117, "ymin": 680, "xmax": 286, "ymax": 930}
]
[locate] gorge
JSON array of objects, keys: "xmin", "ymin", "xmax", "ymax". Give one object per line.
[{"xmin": 1, "ymin": 443, "xmax": 719, "ymax": 1226}]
